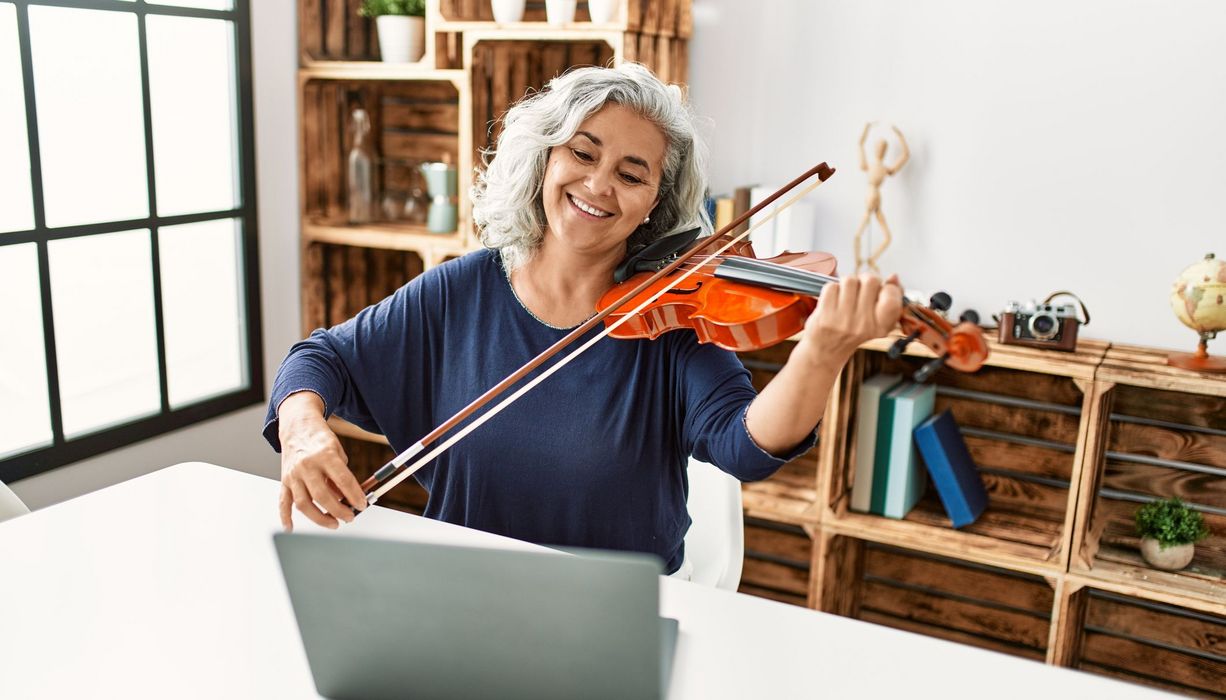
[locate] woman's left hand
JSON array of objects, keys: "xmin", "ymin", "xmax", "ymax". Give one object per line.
[{"xmin": 794, "ymin": 272, "xmax": 904, "ymax": 369}]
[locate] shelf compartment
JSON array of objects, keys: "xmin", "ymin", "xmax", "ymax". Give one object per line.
[
  {"xmin": 816, "ymin": 536, "xmax": 1055, "ymax": 662},
  {"xmin": 1071, "ymin": 348, "xmax": 1226, "ymax": 612},
  {"xmin": 301, "ymin": 78, "xmax": 464, "ymax": 237},
  {"xmin": 822, "ymin": 345, "xmax": 1098, "ymax": 573},
  {"xmin": 1067, "ymin": 587, "xmax": 1226, "ymax": 698},
  {"xmin": 738, "ymin": 517, "xmax": 813, "ymax": 608},
  {"xmin": 302, "ymin": 243, "xmax": 425, "ymax": 332}
]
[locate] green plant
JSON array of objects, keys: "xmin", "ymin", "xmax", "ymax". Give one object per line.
[
  {"xmin": 358, "ymin": 0, "xmax": 425, "ymax": 18},
  {"xmin": 1135, "ymin": 498, "xmax": 1210, "ymax": 549}
]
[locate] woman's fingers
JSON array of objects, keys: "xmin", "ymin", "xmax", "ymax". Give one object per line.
[
  {"xmin": 304, "ymin": 471, "xmax": 355, "ymax": 524},
  {"xmin": 279, "ymin": 484, "xmax": 294, "ymax": 532},
  {"xmin": 324, "ymin": 461, "xmax": 368, "ymax": 512},
  {"xmin": 290, "ymin": 478, "xmax": 339, "ymax": 529}
]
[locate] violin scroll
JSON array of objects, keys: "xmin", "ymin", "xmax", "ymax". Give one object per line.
[{"xmin": 894, "ymin": 293, "xmax": 990, "ymax": 381}]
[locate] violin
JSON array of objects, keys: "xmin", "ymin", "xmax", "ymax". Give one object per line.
[
  {"xmin": 353, "ymin": 162, "xmax": 988, "ymax": 506},
  {"xmin": 598, "ymin": 231, "xmax": 989, "ymax": 383}
]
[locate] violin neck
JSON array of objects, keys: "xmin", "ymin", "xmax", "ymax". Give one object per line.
[{"xmin": 714, "ymin": 257, "xmax": 833, "ymax": 297}]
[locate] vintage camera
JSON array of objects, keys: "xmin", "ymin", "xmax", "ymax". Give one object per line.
[{"xmin": 998, "ymin": 300, "xmax": 1080, "ymax": 351}]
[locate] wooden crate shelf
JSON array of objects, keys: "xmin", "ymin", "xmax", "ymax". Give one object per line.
[
  {"xmin": 1062, "ymin": 586, "xmax": 1226, "ymax": 698},
  {"xmin": 304, "ymin": 220, "xmax": 470, "ymax": 262},
  {"xmin": 1071, "ymin": 344, "xmax": 1226, "ymax": 615},
  {"xmin": 738, "ymin": 517, "xmax": 813, "ymax": 608},
  {"xmin": 815, "ymin": 535, "xmax": 1057, "ymax": 662},
  {"xmin": 820, "ymin": 339, "xmax": 1107, "ymax": 574},
  {"xmin": 434, "ymin": 0, "xmax": 692, "ymax": 38}
]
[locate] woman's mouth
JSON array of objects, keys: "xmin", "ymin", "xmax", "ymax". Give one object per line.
[{"xmin": 567, "ymin": 193, "xmax": 613, "ymax": 219}]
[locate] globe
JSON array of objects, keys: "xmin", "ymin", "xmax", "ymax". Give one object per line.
[{"xmin": 1168, "ymin": 252, "xmax": 1226, "ymax": 372}]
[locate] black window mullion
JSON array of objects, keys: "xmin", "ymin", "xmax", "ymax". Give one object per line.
[
  {"xmin": 135, "ymin": 8, "xmax": 170, "ymax": 413},
  {"xmin": 233, "ymin": 0, "xmax": 263, "ymax": 398},
  {"xmin": 16, "ymin": 1, "xmax": 65, "ymax": 448}
]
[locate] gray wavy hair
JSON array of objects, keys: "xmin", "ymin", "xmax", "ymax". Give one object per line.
[{"xmin": 471, "ymin": 62, "xmax": 711, "ymax": 273}]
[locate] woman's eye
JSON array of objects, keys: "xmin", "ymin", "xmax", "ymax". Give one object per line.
[
  {"xmin": 620, "ymin": 173, "xmax": 644, "ymax": 185},
  {"xmin": 571, "ymin": 149, "xmax": 594, "ymax": 162}
]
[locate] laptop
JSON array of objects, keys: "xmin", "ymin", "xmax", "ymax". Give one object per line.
[{"xmin": 273, "ymin": 533, "xmax": 679, "ymax": 700}]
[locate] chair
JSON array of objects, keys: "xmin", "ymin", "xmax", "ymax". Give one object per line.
[
  {"xmin": 0, "ymin": 479, "xmax": 30, "ymax": 523},
  {"xmin": 680, "ymin": 457, "xmax": 744, "ymax": 591}
]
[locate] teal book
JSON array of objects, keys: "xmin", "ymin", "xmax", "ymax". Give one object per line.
[
  {"xmin": 850, "ymin": 373, "xmax": 903, "ymax": 514},
  {"xmin": 868, "ymin": 383, "xmax": 906, "ymax": 515},
  {"xmin": 882, "ymin": 382, "xmax": 937, "ymax": 520}
]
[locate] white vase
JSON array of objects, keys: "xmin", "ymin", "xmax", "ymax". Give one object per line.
[
  {"xmin": 491, "ymin": 0, "xmax": 526, "ymax": 23},
  {"xmin": 376, "ymin": 15, "xmax": 425, "ymax": 63},
  {"xmin": 1139, "ymin": 537, "xmax": 1195, "ymax": 571},
  {"xmin": 587, "ymin": 0, "xmax": 618, "ymax": 24},
  {"xmin": 545, "ymin": 0, "xmax": 576, "ymax": 26}
]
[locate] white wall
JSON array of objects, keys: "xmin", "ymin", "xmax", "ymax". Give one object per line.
[
  {"xmin": 689, "ymin": 0, "xmax": 1226, "ymax": 351},
  {"xmin": 11, "ymin": 0, "xmax": 299, "ymax": 508}
]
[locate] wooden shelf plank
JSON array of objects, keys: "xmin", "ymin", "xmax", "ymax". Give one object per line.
[
  {"xmin": 303, "ymin": 220, "xmax": 472, "ymax": 258},
  {"xmin": 1069, "ymin": 557, "xmax": 1226, "ymax": 616},
  {"xmin": 860, "ymin": 333, "xmax": 1110, "ymax": 380},
  {"xmin": 300, "ymin": 64, "xmax": 466, "ymax": 83},
  {"xmin": 1098, "ymin": 343, "xmax": 1226, "ymax": 397},
  {"xmin": 434, "ymin": 20, "xmax": 630, "ymax": 33},
  {"xmin": 827, "ymin": 510, "xmax": 1064, "ymax": 577}
]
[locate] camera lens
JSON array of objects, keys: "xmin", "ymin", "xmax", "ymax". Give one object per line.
[{"xmin": 1028, "ymin": 313, "xmax": 1058, "ymax": 340}]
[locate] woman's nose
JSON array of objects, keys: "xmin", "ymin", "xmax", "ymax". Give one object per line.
[{"xmin": 584, "ymin": 168, "xmax": 614, "ymax": 197}]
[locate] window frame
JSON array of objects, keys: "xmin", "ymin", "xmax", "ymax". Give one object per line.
[{"xmin": 1, "ymin": 0, "xmax": 262, "ymax": 481}]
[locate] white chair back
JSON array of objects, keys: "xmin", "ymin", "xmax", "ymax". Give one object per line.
[
  {"xmin": 680, "ymin": 458, "xmax": 744, "ymax": 591},
  {"xmin": 0, "ymin": 480, "xmax": 30, "ymax": 523}
]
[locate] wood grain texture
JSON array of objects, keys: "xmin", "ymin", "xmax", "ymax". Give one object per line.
[
  {"xmin": 1079, "ymin": 630, "xmax": 1226, "ymax": 696},
  {"xmin": 864, "ymin": 546, "xmax": 1054, "ymax": 613},
  {"xmin": 859, "ymin": 580, "xmax": 1050, "ymax": 650},
  {"xmin": 1086, "ymin": 594, "xmax": 1226, "ymax": 658}
]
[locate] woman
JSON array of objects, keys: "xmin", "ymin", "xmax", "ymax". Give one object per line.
[{"xmin": 265, "ymin": 63, "xmax": 902, "ymax": 574}]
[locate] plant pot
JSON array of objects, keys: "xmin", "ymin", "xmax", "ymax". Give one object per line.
[
  {"xmin": 588, "ymin": 0, "xmax": 618, "ymax": 24},
  {"xmin": 491, "ymin": 0, "xmax": 526, "ymax": 23},
  {"xmin": 545, "ymin": 0, "xmax": 576, "ymax": 26},
  {"xmin": 376, "ymin": 15, "xmax": 425, "ymax": 63},
  {"xmin": 1139, "ymin": 537, "xmax": 1195, "ymax": 570}
]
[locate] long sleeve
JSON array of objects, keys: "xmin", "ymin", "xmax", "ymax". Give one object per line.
[{"xmin": 678, "ymin": 341, "xmax": 817, "ymax": 481}]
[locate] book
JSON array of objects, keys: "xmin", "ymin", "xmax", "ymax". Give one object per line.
[
  {"xmin": 731, "ymin": 186, "xmax": 752, "ymax": 235},
  {"xmin": 850, "ymin": 373, "xmax": 904, "ymax": 514},
  {"xmin": 714, "ymin": 196, "xmax": 735, "ymax": 231},
  {"xmin": 868, "ymin": 383, "xmax": 903, "ymax": 514},
  {"xmin": 877, "ymin": 381, "xmax": 937, "ymax": 519},
  {"xmin": 748, "ymin": 184, "xmax": 780, "ymax": 257},
  {"xmin": 914, "ymin": 410, "xmax": 989, "ymax": 528}
]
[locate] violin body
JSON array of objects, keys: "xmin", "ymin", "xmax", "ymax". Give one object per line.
[{"xmin": 599, "ymin": 249, "xmax": 837, "ymax": 352}]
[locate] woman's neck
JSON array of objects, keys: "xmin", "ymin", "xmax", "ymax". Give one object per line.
[{"xmin": 510, "ymin": 238, "xmax": 622, "ymax": 328}]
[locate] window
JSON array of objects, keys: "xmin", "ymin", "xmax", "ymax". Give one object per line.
[{"xmin": 0, "ymin": 0, "xmax": 261, "ymax": 480}]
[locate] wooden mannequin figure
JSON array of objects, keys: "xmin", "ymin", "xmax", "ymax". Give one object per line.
[{"xmin": 852, "ymin": 122, "xmax": 910, "ymax": 273}]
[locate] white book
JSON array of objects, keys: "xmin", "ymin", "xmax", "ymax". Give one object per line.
[
  {"xmin": 883, "ymin": 382, "xmax": 937, "ymax": 519},
  {"xmin": 773, "ymin": 199, "xmax": 818, "ymax": 254},
  {"xmin": 849, "ymin": 373, "xmax": 903, "ymax": 513},
  {"xmin": 748, "ymin": 185, "xmax": 779, "ymax": 257}
]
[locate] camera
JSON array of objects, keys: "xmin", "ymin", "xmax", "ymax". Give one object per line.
[{"xmin": 998, "ymin": 300, "xmax": 1080, "ymax": 352}]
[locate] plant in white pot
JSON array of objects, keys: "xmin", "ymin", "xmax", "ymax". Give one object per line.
[
  {"xmin": 360, "ymin": 0, "xmax": 426, "ymax": 63},
  {"xmin": 1134, "ymin": 498, "xmax": 1210, "ymax": 571}
]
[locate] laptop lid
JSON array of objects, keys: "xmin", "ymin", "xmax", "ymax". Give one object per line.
[{"xmin": 274, "ymin": 533, "xmax": 668, "ymax": 700}]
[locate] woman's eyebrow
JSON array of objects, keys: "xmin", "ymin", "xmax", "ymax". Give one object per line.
[{"xmin": 575, "ymin": 130, "xmax": 652, "ymax": 174}]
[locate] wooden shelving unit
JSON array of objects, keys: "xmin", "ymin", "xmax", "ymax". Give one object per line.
[{"xmin": 742, "ymin": 335, "xmax": 1225, "ymax": 695}]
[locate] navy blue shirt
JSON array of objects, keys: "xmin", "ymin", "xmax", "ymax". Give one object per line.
[{"xmin": 264, "ymin": 249, "xmax": 813, "ymax": 572}]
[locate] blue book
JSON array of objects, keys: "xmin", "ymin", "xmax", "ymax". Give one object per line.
[
  {"xmin": 914, "ymin": 410, "xmax": 989, "ymax": 528},
  {"xmin": 882, "ymin": 382, "xmax": 936, "ymax": 519}
]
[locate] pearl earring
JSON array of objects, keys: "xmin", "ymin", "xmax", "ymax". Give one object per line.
[{"xmin": 643, "ymin": 215, "xmax": 651, "ymax": 224}]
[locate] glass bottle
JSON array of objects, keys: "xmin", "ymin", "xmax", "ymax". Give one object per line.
[{"xmin": 347, "ymin": 108, "xmax": 374, "ymax": 224}]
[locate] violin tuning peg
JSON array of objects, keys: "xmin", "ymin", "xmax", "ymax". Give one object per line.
[
  {"xmin": 913, "ymin": 354, "xmax": 948, "ymax": 383},
  {"xmin": 959, "ymin": 309, "xmax": 981, "ymax": 325},
  {"xmin": 929, "ymin": 292, "xmax": 952, "ymax": 313},
  {"xmin": 888, "ymin": 330, "xmax": 922, "ymax": 359}
]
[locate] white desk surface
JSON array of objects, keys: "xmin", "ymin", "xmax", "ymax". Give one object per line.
[{"xmin": 0, "ymin": 462, "xmax": 1168, "ymax": 699}]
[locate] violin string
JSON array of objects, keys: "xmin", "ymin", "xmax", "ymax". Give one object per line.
[{"xmin": 367, "ymin": 172, "xmax": 830, "ymax": 503}]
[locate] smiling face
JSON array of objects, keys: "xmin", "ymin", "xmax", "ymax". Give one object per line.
[{"xmin": 540, "ymin": 102, "xmax": 666, "ymax": 262}]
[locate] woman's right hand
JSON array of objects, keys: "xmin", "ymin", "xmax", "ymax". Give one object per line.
[{"xmin": 277, "ymin": 391, "xmax": 368, "ymax": 531}]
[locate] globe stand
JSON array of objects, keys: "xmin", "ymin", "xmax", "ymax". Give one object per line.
[{"xmin": 1167, "ymin": 332, "xmax": 1226, "ymax": 373}]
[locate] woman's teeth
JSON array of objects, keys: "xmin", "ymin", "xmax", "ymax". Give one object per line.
[{"xmin": 569, "ymin": 194, "xmax": 612, "ymax": 217}]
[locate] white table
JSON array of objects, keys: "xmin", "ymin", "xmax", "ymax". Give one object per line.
[{"xmin": 0, "ymin": 462, "xmax": 1166, "ymax": 699}]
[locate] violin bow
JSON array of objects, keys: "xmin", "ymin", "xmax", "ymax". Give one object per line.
[{"xmin": 355, "ymin": 162, "xmax": 836, "ymax": 508}]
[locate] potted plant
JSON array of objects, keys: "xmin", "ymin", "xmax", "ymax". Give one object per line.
[
  {"xmin": 360, "ymin": 0, "xmax": 426, "ymax": 63},
  {"xmin": 1134, "ymin": 498, "xmax": 1210, "ymax": 570},
  {"xmin": 491, "ymin": 0, "xmax": 526, "ymax": 23}
]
